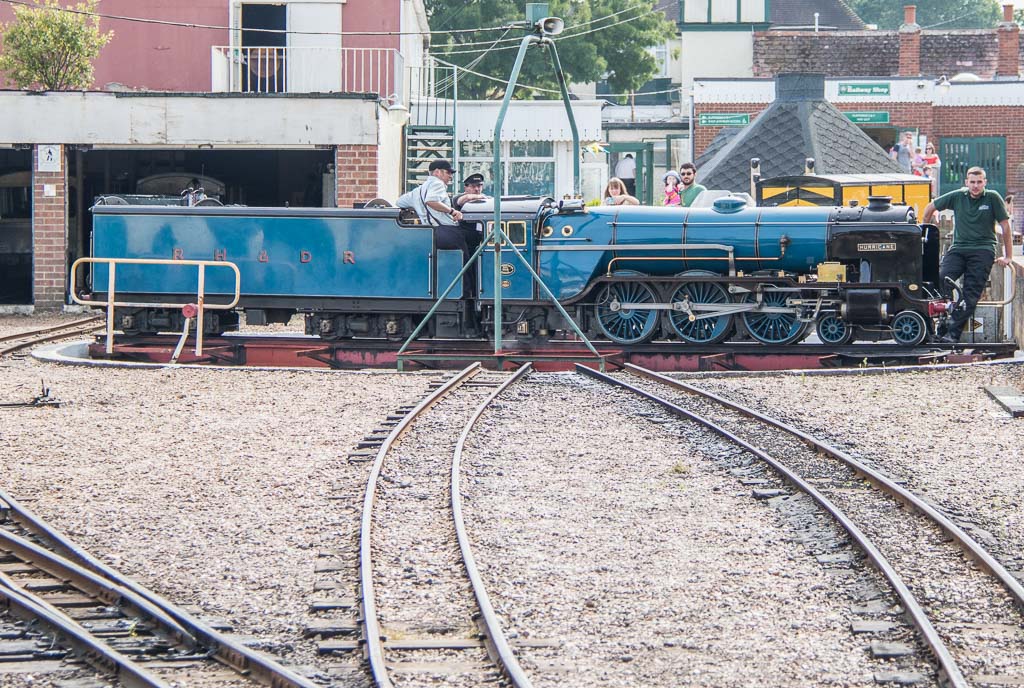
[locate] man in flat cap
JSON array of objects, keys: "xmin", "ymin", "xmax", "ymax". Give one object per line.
[
  {"xmin": 397, "ymin": 161, "xmax": 477, "ymax": 329},
  {"xmin": 397, "ymin": 159, "xmax": 463, "ymax": 229}
]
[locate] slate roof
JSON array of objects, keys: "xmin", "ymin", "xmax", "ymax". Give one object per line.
[
  {"xmin": 696, "ymin": 74, "xmax": 903, "ymax": 192},
  {"xmin": 695, "ymin": 127, "xmax": 741, "ymax": 169},
  {"xmin": 770, "ymin": 0, "xmax": 866, "ymax": 30}
]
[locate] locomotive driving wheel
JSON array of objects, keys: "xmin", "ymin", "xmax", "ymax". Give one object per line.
[
  {"xmin": 594, "ymin": 281, "xmax": 660, "ymax": 344},
  {"xmin": 667, "ymin": 281, "xmax": 734, "ymax": 344},
  {"xmin": 737, "ymin": 289, "xmax": 808, "ymax": 345}
]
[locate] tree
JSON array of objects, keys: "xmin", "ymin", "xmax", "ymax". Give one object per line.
[
  {"xmin": 424, "ymin": 0, "xmax": 676, "ymax": 99},
  {"xmin": 0, "ymin": 0, "xmax": 113, "ymax": 91},
  {"xmin": 847, "ymin": 0, "xmax": 1001, "ymax": 30}
]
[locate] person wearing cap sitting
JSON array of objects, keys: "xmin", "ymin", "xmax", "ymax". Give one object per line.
[
  {"xmin": 397, "ymin": 160, "xmax": 477, "ymax": 327},
  {"xmin": 454, "ymin": 173, "xmax": 489, "ymax": 259},
  {"xmin": 397, "ymin": 159, "xmax": 464, "ymax": 230}
]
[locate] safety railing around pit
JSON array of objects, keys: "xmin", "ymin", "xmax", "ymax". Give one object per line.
[{"xmin": 70, "ymin": 257, "xmax": 241, "ymax": 360}]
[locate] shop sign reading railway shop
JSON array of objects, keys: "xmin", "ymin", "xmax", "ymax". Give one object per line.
[{"xmin": 838, "ymin": 83, "xmax": 891, "ymax": 97}]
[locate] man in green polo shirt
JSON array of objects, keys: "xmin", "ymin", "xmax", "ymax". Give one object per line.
[
  {"xmin": 921, "ymin": 166, "xmax": 1012, "ymax": 343},
  {"xmin": 679, "ymin": 162, "xmax": 706, "ymax": 207}
]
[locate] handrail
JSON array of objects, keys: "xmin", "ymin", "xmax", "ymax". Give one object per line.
[
  {"xmin": 979, "ymin": 262, "xmax": 1017, "ymax": 306},
  {"xmin": 69, "ymin": 257, "xmax": 241, "ymax": 358}
]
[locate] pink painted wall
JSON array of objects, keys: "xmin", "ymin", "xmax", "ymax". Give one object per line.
[
  {"xmin": 0, "ymin": 1, "xmax": 226, "ymax": 91},
  {"xmin": 0, "ymin": 0, "xmax": 403, "ymax": 92},
  {"xmin": 339, "ymin": 0, "xmax": 400, "ymax": 50}
]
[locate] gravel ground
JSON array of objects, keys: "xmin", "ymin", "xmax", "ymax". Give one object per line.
[
  {"xmin": 692, "ymin": 364, "xmax": 1024, "ymax": 582},
  {"xmin": 2, "ymin": 312, "xmax": 1023, "ymax": 687}
]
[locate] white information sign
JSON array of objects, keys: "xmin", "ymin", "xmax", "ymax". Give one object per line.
[{"xmin": 37, "ymin": 145, "xmax": 61, "ymax": 172}]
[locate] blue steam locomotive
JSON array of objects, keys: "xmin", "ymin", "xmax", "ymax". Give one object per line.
[{"xmin": 84, "ymin": 195, "xmax": 943, "ymax": 346}]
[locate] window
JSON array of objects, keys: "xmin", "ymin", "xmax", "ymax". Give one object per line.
[
  {"xmin": 485, "ymin": 220, "xmax": 528, "ymax": 247},
  {"xmin": 459, "ymin": 140, "xmax": 555, "ymax": 197},
  {"xmin": 648, "ymin": 45, "xmax": 668, "ymax": 79}
]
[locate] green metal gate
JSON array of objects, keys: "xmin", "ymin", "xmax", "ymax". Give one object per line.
[
  {"xmin": 938, "ymin": 137, "xmax": 1006, "ymax": 196},
  {"xmin": 607, "ymin": 142, "xmax": 655, "ymax": 205}
]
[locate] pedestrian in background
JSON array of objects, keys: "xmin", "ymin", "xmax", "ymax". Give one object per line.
[
  {"xmin": 663, "ymin": 170, "xmax": 682, "ymax": 206},
  {"xmin": 891, "ymin": 130, "xmax": 915, "ymax": 173},
  {"xmin": 678, "ymin": 162, "xmax": 706, "ymax": 207},
  {"xmin": 922, "ymin": 143, "xmax": 941, "ymax": 196},
  {"xmin": 603, "ymin": 178, "xmax": 639, "ymax": 206},
  {"xmin": 614, "ymin": 153, "xmax": 637, "ymax": 196}
]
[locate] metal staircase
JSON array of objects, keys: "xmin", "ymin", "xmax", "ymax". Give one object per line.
[
  {"xmin": 404, "ymin": 59, "xmax": 458, "ymax": 193},
  {"xmin": 404, "ymin": 125, "xmax": 455, "ymax": 191}
]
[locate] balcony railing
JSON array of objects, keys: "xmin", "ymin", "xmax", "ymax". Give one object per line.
[{"xmin": 212, "ymin": 46, "xmax": 404, "ymax": 97}]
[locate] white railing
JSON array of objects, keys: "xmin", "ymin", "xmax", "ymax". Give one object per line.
[{"xmin": 212, "ymin": 46, "xmax": 404, "ymax": 97}]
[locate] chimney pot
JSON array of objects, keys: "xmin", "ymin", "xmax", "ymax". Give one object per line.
[
  {"xmin": 1003, "ymin": 3, "xmax": 1014, "ymax": 23},
  {"xmin": 903, "ymin": 5, "xmax": 916, "ymax": 26}
]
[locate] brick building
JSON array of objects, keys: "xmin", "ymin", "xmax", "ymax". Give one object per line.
[
  {"xmin": 0, "ymin": 0, "xmax": 429, "ymax": 310},
  {"xmin": 693, "ymin": 5, "xmax": 1024, "ymax": 203}
]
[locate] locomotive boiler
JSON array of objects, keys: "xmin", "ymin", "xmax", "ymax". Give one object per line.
[{"xmin": 82, "ymin": 195, "xmax": 942, "ymax": 347}]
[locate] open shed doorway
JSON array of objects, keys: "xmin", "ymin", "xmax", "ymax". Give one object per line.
[
  {"xmin": 72, "ymin": 147, "xmax": 335, "ymax": 293},
  {"xmin": 0, "ymin": 149, "xmax": 33, "ymax": 304}
]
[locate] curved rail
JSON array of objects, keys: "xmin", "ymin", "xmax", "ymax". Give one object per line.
[
  {"xmin": 0, "ymin": 316, "xmax": 103, "ymax": 356},
  {"xmin": 577, "ymin": 363, "xmax": 968, "ymax": 688},
  {"xmin": 620, "ymin": 362, "xmax": 1024, "ymax": 612},
  {"xmin": 0, "ymin": 572, "xmax": 169, "ymax": 688},
  {"xmin": 451, "ymin": 363, "xmax": 534, "ymax": 687},
  {"xmin": 359, "ymin": 364, "xmax": 483, "ymax": 687},
  {"xmin": 0, "ymin": 488, "xmax": 319, "ymax": 688}
]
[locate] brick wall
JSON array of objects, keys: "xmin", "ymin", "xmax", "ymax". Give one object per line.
[
  {"xmin": 693, "ymin": 103, "xmax": 769, "ymax": 159},
  {"xmin": 834, "ymin": 101, "xmax": 934, "ymax": 139},
  {"xmin": 335, "ymin": 144, "xmax": 380, "ymax": 208},
  {"xmin": 923, "ymin": 32, "xmax": 1000, "ymax": 80},
  {"xmin": 753, "ymin": 31, "xmax": 897, "ymax": 78},
  {"xmin": 753, "ymin": 30, "xmax": 1013, "ymax": 79},
  {"xmin": 932, "ymin": 105, "xmax": 1024, "ymax": 197},
  {"xmin": 32, "ymin": 145, "xmax": 67, "ymax": 310}
]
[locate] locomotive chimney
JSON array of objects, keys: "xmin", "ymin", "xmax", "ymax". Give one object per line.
[
  {"xmin": 867, "ymin": 195, "xmax": 893, "ymax": 211},
  {"xmin": 898, "ymin": 5, "xmax": 921, "ymax": 77}
]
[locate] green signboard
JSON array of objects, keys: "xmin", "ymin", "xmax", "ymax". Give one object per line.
[
  {"xmin": 838, "ymin": 82, "xmax": 891, "ymax": 96},
  {"xmin": 698, "ymin": 113, "xmax": 750, "ymax": 127},
  {"xmin": 844, "ymin": 111, "xmax": 890, "ymax": 124}
]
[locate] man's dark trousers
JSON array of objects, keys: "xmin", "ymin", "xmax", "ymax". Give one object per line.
[{"xmin": 939, "ymin": 248, "xmax": 995, "ymax": 339}]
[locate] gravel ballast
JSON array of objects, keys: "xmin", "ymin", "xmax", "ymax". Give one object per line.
[{"xmin": 2, "ymin": 312, "xmax": 1023, "ymax": 686}]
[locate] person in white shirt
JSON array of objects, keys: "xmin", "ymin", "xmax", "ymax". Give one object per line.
[
  {"xmin": 397, "ymin": 159, "xmax": 463, "ymax": 228},
  {"xmin": 614, "ymin": 153, "xmax": 637, "ymax": 196},
  {"xmin": 397, "ymin": 159, "xmax": 476, "ymax": 306}
]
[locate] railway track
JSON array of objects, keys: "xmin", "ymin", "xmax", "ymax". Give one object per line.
[
  {"xmin": 0, "ymin": 317, "xmax": 104, "ymax": 357},
  {"xmin": 581, "ymin": 362, "xmax": 1024, "ymax": 687},
  {"xmin": 0, "ymin": 487, "xmax": 319, "ymax": 688},
  {"xmin": 353, "ymin": 363, "xmax": 538, "ymax": 687}
]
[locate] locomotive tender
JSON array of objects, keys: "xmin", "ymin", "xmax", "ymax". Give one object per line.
[{"xmin": 86, "ymin": 194, "xmax": 943, "ymax": 346}]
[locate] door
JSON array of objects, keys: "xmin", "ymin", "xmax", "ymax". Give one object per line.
[
  {"xmin": 479, "ymin": 218, "xmax": 533, "ymax": 300},
  {"xmin": 938, "ymin": 137, "xmax": 1006, "ymax": 196},
  {"xmin": 240, "ymin": 3, "xmax": 286, "ymax": 93},
  {"xmin": 288, "ymin": 3, "xmax": 343, "ymax": 93},
  {"xmin": 608, "ymin": 142, "xmax": 655, "ymax": 205}
]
